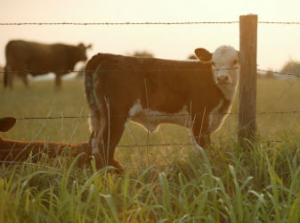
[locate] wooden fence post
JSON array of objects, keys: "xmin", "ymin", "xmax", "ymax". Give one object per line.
[{"xmin": 238, "ymin": 14, "xmax": 258, "ymax": 147}]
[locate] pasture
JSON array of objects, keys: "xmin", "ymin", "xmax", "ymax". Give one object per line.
[{"xmin": 0, "ymin": 78, "xmax": 300, "ymax": 222}]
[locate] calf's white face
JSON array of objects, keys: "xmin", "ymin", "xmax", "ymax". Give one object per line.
[
  {"xmin": 195, "ymin": 45, "xmax": 240, "ymax": 100},
  {"xmin": 212, "ymin": 46, "xmax": 239, "ymax": 85}
]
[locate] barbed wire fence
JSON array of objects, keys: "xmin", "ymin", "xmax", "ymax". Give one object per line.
[{"xmin": 1, "ymin": 15, "xmax": 300, "ymax": 150}]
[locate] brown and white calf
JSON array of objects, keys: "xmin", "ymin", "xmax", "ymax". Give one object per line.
[
  {"xmin": 84, "ymin": 45, "xmax": 240, "ymax": 170},
  {"xmin": 0, "ymin": 117, "xmax": 90, "ymax": 163}
]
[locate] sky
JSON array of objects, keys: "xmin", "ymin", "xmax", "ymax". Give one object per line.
[{"xmin": 0, "ymin": 0, "xmax": 299, "ymax": 70}]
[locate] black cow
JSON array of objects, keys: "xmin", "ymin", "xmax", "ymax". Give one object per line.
[{"xmin": 4, "ymin": 40, "xmax": 92, "ymax": 88}]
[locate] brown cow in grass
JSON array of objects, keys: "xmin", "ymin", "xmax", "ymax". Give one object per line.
[
  {"xmin": 0, "ymin": 117, "xmax": 90, "ymax": 165},
  {"xmin": 84, "ymin": 45, "xmax": 240, "ymax": 171},
  {"xmin": 4, "ymin": 40, "xmax": 92, "ymax": 88}
]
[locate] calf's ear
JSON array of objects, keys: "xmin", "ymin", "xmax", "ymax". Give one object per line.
[
  {"xmin": 0, "ymin": 117, "xmax": 16, "ymax": 132},
  {"xmin": 194, "ymin": 48, "xmax": 212, "ymax": 62}
]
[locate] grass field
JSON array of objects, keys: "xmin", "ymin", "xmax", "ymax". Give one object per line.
[{"xmin": 0, "ymin": 78, "xmax": 300, "ymax": 222}]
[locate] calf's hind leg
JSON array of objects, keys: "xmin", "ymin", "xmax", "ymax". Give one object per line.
[{"xmin": 92, "ymin": 112, "xmax": 127, "ymax": 171}]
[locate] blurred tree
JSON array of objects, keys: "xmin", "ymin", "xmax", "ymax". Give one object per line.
[
  {"xmin": 281, "ymin": 60, "xmax": 300, "ymax": 75},
  {"xmin": 187, "ymin": 54, "xmax": 197, "ymax": 60},
  {"xmin": 131, "ymin": 50, "xmax": 154, "ymax": 58}
]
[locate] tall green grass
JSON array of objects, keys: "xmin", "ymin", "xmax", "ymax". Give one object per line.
[
  {"xmin": 0, "ymin": 78, "xmax": 299, "ymax": 222},
  {"xmin": 0, "ymin": 142, "xmax": 300, "ymax": 222}
]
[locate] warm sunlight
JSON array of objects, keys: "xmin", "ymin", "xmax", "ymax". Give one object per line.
[
  {"xmin": 1, "ymin": 1, "xmax": 300, "ymax": 222},
  {"xmin": 0, "ymin": 0, "xmax": 299, "ymax": 70}
]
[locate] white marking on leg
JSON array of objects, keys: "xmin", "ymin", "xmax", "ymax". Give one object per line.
[
  {"xmin": 189, "ymin": 130, "xmax": 203, "ymax": 150},
  {"xmin": 88, "ymin": 117, "xmax": 93, "ymax": 133}
]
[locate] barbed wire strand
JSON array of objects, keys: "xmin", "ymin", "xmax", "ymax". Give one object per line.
[
  {"xmin": 257, "ymin": 69, "xmax": 300, "ymax": 78},
  {"xmin": 0, "ymin": 67, "xmax": 299, "ymax": 78},
  {"xmin": 11, "ymin": 110, "xmax": 300, "ymax": 121},
  {"xmin": 0, "ymin": 21, "xmax": 300, "ymax": 26},
  {"xmin": 259, "ymin": 21, "xmax": 300, "ymax": 25},
  {"xmin": 0, "ymin": 21, "xmax": 239, "ymax": 26},
  {"xmin": 0, "ymin": 67, "xmax": 237, "ymax": 74}
]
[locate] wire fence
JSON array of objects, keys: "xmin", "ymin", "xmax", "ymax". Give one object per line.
[{"xmin": 1, "ymin": 17, "xmax": 299, "ymax": 151}]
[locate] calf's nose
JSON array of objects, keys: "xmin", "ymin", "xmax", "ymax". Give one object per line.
[{"xmin": 217, "ymin": 75, "xmax": 229, "ymax": 83}]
